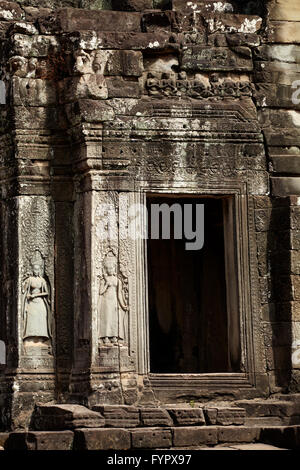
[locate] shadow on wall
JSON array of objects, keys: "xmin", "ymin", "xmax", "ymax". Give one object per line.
[
  {"xmin": 268, "ymin": 199, "xmax": 292, "ymax": 392},
  {"xmin": 232, "ymin": 0, "xmax": 268, "ymax": 16}
]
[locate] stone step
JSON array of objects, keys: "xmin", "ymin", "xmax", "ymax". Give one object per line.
[
  {"xmin": 246, "ymin": 416, "xmax": 300, "ymax": 427},
  {"xmin": 236, "ymin": 399, "xmax": 300, "ymax": 421},
  {"xmin": 4, "ymin": 425, "xmax": 300, "ymax": 450},
  {"xmin": 32, "ymin": 404, "xmax": 105, "ymax": 431},
  {"xmin": 33, "ymin": 403, "xmax": 247, "ymax": 430}
]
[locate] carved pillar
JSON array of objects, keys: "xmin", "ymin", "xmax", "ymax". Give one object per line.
[
  {"xmin": 0, "ymin": 36, "xmax": 58, "ymax": 430},
  {"xmin": 69, "ymin": 112, "xmax": 142, "ymax": 405}
]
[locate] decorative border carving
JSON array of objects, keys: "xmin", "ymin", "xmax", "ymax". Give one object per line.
[{"xmin": 133, "ymin": 180, "xmax": 261, "ymax": 394}]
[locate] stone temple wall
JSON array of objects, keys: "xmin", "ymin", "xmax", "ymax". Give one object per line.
[{"xmin": 0, "ymin": 0, "xmax": 299, "ymax": 431}]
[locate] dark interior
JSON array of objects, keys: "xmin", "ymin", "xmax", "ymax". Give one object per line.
[{"xmin": 147, "ymin": 195, "xmax": 240, "ymax": 374}]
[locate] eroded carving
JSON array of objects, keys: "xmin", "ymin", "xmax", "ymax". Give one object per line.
[
  {"xmin": 70, "ymin": 49, "xmax": 108, "ymax": 100},
  {"xmin": 145, "ymin": 71, "xmax": 253, "ymax": 99}
]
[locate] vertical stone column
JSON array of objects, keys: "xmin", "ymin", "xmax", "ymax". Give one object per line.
[
  {"xmin": 68, "ymin": 101, "xmax": 142, "ymax": 406},
  {"xmin": 0, "ymin": 27, "xmax": 58, "ymax": 430},
  {"xmin": 256, "ymin": 1, "xmax": 300, "ymax": 391}
]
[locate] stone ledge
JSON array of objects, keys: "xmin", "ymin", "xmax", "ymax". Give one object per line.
[
  {"xmin": 271, "ymin": 177, "xmax": 300, "ymax": 196},
  {"xmin": 92, "ymin": 404, "xmax": 140, "ymax": 428},
  {"xmin": 131, "ymin": 428, "xmax": 172, "ymax": 448},
  {"xmin": 173, "ymin": 426, "xmax": 218, "ymax": 447},
  {"xmin": 165, "ymin": 407, "xmax": 206, "ymax": 426},
  {"xmin": 5, "ymin": 425, "xmax": 299, "ymax": 450},
  {"xmin": 6, "ymin": 431, "xmax": 74, "ymax": 450},
  {"xmin": 33, "ymin": 404, "xmax": 105, "ymax": 431},
  {"xmin": 73, "ymin": 428, "xmax": 131, "ymax": 450}
]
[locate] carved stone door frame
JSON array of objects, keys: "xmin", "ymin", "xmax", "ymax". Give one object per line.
[{"xmin": 134, "ymin": 179, "xmax": 265, "ymax": 400}]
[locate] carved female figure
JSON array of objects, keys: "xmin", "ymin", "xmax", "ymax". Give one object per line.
[
  {"xmin": 98, "ymin": 252, "xmax": 128, "ymax": 346},
  {"xmin": 22, "ymin": 251, "xmax": 51, "ymax": 346}
]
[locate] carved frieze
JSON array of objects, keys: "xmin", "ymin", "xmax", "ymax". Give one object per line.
[{"xmin": 145, "ymin": 71, "xmax": 254, "ymax": 99}]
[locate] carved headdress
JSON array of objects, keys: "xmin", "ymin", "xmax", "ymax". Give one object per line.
[
  {"xmin": 103, "ymin": 251, "xmax": 117, "ymax": 271},
  {"xmin": 30, "ymin": 250, "xmax": 44, "ymax": 274}
]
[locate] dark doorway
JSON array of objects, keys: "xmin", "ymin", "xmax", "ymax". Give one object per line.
[{"xmin": 147, "ymin": 195, "xmax": 241, "ymax": 374}]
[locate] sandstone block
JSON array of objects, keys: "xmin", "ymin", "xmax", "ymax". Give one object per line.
[
  {"xmin": 236, "ymin": 400, "xmax": 295, "ymax": 417},
  {"xmin": 57, "ymin": 9, "xmax": 142, "ymax": 33},
  {"xmin": 111, "ymin": 0, "xmax": 153, "ymax": 10},
  {"xmin": 182, "ymin": 46, "xmax": 253, "ymax": 72},
  {"xmin": 6, "ymin": 431, "xmax": 74, "ymax": 450},
  {"xmin": 140, "ymin": 408, "xmax": 173, "ymax": 427},
  {"xmin": 272, "ymin": 177, "xmax": 300, "ymax": 196},
  {"xmin": 105, "ymin": 50, "xmax": 143, "ymax": 77},
  {"xmin": 218, "ymin": 427, "xmax": 260, "ymax": 443},
  {"xmin": 204, "ymin": 14, "xmax": 262, "ymax": 34},
  {"xmin": 131, "ymin": 428, "xmax": 172, "ymax": 449},
  {"xmin": 0, "ymin": 1, "xmax": 23, "ymax": 21},
  {"xmin": 166, "ymin": 407, "xmax": 205, "ymax": 426},
  {"xmin": 268, "ymin": 21, "xmax": 300, "ymax": 44},
  {"xmin": 92, "ymin": 405, "xmax": 140, "ymax": 427},
  {"xmin": 74, "ymin": 428, "xmax": 131, "ymax": 450},
  {"xmin": 205, "ymin": 408, "xmax": 246, "ymax": 426},
  {"xmin": 106, "ymin": 78, "xmax": 141, "ymax": 98},
  {"xmin": 269, "ymin": 0, "xmax": 300, "ymax": 21},
  {"xmin": 33, "ymin": 404, "xmax": 105, "ymax": 431},
  {"xmin": 173, "ymin": 426, "xmax": 218, "ymax": 447}
]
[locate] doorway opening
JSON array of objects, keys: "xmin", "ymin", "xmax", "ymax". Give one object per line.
[{"xmin": 147, "ymin": 194, "xmax": 241, "ymax": 374}]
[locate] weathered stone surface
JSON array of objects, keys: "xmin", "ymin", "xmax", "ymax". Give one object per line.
[
  {"xmin": 74, "ymin": 428, "xmax": 131, "ymax": 450},
  {"xmin": 12, "ymin": 78, "xmax": 57, "ymax": 106},
  {"xmin": 105, "ymin": 50, "xmax": 143, "ymax": 76},
  {"xmin": 131, "ymin": 428, "xmax": 172, "ymax": 449},
  {"xmin": 50, "ymin": 9, "xmax": 142, "ymax": 32},
  {"xmin": 270, "ymin": 156, "xmax": 300, "ymax": 175},
  {"xmin": 269, "ymin": 0, "xmax": 300, "ymax": 21},
  {"xmin": 65, "ymin": 99, "xmax": 115, "ymax": 123},
  {"xmin": 140, "ymin": 408, "xmax": 173, "ymax": 427},
  {"xmin": 172, "ymin": 0, "xmax": 234, "ymax": 14},
  {"xmin": 272, "ymin": 178, "xmax": 300, "ymax": 196},
  {"xmin": 236, "ymin": 401, "xmax": 295, "ymax": 418},
  {"xmin": 166, "ymin": 407, "xmax": 206, "ymax": 426},
  {"xmin": 182, "ymin": 46, "xmax": 253, "ymax": 72},
  {"xmin": 268, "ymin": 22, "xmax": 300, "ymax": 44},
  {"xmin": 6, "ymin": 431, "xmax": 74, "ymax": 450},
  {"xmin": 0, "ymin": 2, "xmax": 23, "ymax": 21},
  {"xmin": 203, "ymin": 407, "xmax": 218, "ymax": 425},
  {"xmin": 204, "ymin": 14, "xmax": 262, "ymax": 34},
  {"xmin": 92, "ymin": 405, "xmax": 140, "ymax": 427},
  {"xmin": 260, "ymin": 426, "xmax": 300, "ymax": 450},
  {"xmin": 173, "ymin": 426, "xmax": 218, "ymax": 447},
  {"xmin": 206, "ymin": 408, "xmax": 246, "ymax": 426},
  {"xmin": 218, "ymin": 427, "xmax": 260, "ymax": 444},
  {"xmin": 33, "ymin": 404, "xmax": 105, "ymax": 430},
  {"xmin": 112, "ymin": 0, "xmax": 152, "ymax": 10},
  {"xmin": 254, "ymin": 45, "xmax": 300, "ymax": 64},
  {"xmin": 142, "ymin": 11, "xmax": 177, "ymax": 32},
  {"xmin": 0, "ymin": 0, "xmax": 299, "ymax": 435},
  {"xmin": 105, "ymin": 77, "xmax": 141, "ymax": 98}
]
